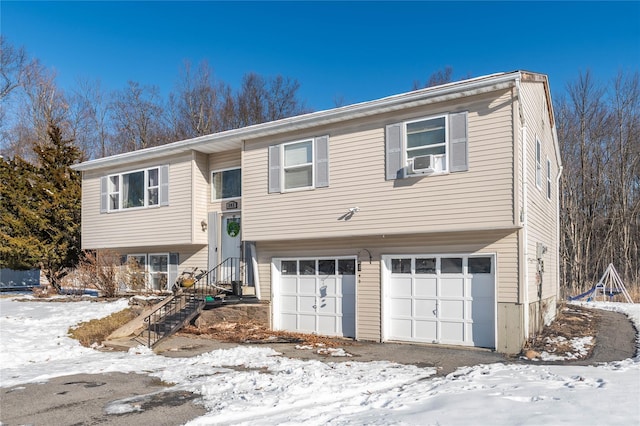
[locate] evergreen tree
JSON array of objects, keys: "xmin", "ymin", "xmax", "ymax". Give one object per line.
[{"xmin": 0, "ymin": 124, "xmax": 82, "ymax": 291}]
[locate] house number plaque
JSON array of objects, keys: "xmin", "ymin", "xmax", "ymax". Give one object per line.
[{"xmin": 226, "ymin": 200, "xmax": 238, "ymax": 210}]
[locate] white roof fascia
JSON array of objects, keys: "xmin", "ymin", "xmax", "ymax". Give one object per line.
[{"xmin": 73, "ymin": 71, "xmax": 525, "ymax": 171}]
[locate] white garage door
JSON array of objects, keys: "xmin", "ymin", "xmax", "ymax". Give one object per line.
[
  {"xmin": 273, "ymin": 257, "xmax": 356, "ymax": 338},
  {"xmin": 383, "ymin": 255, "xmax": 495, "ymax": 348}
]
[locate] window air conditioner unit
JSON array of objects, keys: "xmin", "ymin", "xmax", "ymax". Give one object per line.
[{"xmin": 410, "ymin": 154, "xmax": 435, "ymax": 174}]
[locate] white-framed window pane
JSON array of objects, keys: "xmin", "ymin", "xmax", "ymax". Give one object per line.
[
  {"xmin": 109, "ymin": 194, "xmax": 119, "ymax": 210},
  {"xmin": 149, "ymin": 254, "xmax": 168, "ymax": 291},
  {"xmin": 148, "ymin": 168, "xmax": 158, "ymax": 187},
  {"xmin": 212, "ymin": 169, "xmax": 241, "ymax": 200},
  {"xmin": 284, "ymin": 141, "xmax": 312, "ymax": 167},
  {"xmin": 407, "ymin": 117, "xmax": 445, "ymax": 149},
  {"xmin": 109, "ymin": 175, "xmax": 119, "ymax": 191},
  {"xmin": 391, "ymin": 258, "xmax": 412, "ymax": 274},
  {"xmin": 222, "ymin": 169, "xmax": 241, "ymax": 198},
  {"xmin": 284, "ymin": 165, "xmax": 312, "ymax": 189},
  {"xmin": 123, "ymin": 171, "xmax": 145, "ymax": 208},
  {"xmin": 148, "ymin": 188, "xmax": 159, "ymax": 205}
]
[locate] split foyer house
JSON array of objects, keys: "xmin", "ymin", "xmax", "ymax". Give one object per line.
[{"xmin": 73, "ymin": 71, "xmax": 562, "ymax": 354}]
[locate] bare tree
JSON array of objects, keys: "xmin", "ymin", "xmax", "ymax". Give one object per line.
[
  {"xmin": 70, "ymin": 78, "xmax": 112, "ymax": 159},
  {"xmin": 110, "ymin": 81, "xmax": 167, "ymax": 152},
  {"xmin": 168, "ymin": 60, "xmax": 230, "ymax": 140},
  {"xmin": 413, "ymin": 66, "xmax": 455, "ymax": 90},
  {"xmin": 557, "ymin": 70, "xmax": 640, "ymax": 297}
]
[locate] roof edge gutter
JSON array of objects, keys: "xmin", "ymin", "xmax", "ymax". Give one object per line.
[{"xmin": 73, "ymin": 72, "xmax": 523, "ymax": 171}]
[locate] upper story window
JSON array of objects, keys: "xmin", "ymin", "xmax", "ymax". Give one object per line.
[
  {"xmin": 406, "ymin": 116, "xmax": 448, "ymax": 174},
  {"xmin": 535, "ymin": 138, "xmax": 542, "ymax": 189},
  {"xmin": 268, "ymin": 135, "xmax": 329, "ymax": 193},
  {"xmin": 212, "ymin": 168, "xmax": 241, "ymax": 200},
  {"xmin": 284, "ymin": 140, "xmax": 313, "ymax": 190},
  {"xmin": 386, "ymin": 111, "xmax": 468, "ymax": 181},
  {"xmin": 101, "ymin": 165, "xmax": 168, "ymax": 213}
]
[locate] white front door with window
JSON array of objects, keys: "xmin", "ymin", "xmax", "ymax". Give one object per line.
[
  {"xmin": 221, "ymin": 213, "xmax": 241, "ymax": 282},
  {"xmin": 273, "ymin": 257, "xmax": 356, "ymax": 338},
  {"xmin": 383, "ymin": 254, "xmax": 495, "ymax": 348}
]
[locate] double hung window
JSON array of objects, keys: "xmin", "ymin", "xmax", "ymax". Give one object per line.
[
  {"xmin": 406, "ymin": 116, "xmax": 447, "ymax": 173},
  {"xmin": 101, "ymin": 165, "xmax": 168, "ymax": 212},
  {"xmin": 268, "ymin": 135, "xmax": 329, "ymax": 193},
  {"xmin": 283, "ymin": 140, "xmax": 313, "ymax": 190},
  {"xmin": 212, "ymin": 168, "xmax": 241, "ymax": 200},
  {"xmin": 385, "ymin": 111, "xmax": 468, "ymax": 180}
]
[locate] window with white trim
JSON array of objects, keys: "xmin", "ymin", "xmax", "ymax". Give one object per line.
[
  {"xmin": 546, "ymin": 158, "xmax": 552, "ymax": 199},
  {"xmin": 405, "ymin": 115, "xmax": 448, "ymax": 173},
  {"xmin": 212, "ymin": 168, "xmax": 241, "ymax": 200},
  {"xmin": 385, "ymin": 111, "xmax": 468, "ymax": 180},
  {"xmin": 268, "ymin": 135, "xmax": 329, "ymax": 193},
  {"xmin": 101, "ymin": 165, "xmax": 168, "ymax": 212},
  {"xmin": 535, "ymin": 138, "xmax": 542, "ymax": 189},
  {"xmin": 284, "ymin": 140, "xmax": 313, "ymax": 190}
]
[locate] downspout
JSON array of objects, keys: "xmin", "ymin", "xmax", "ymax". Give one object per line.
[
  {"xmin": 516, "ymin": 77, "xmax": 530, "ymax": 339},
  {"xmin": 556, "ymin": 164, "xmax": 563, "ymax": 301}
]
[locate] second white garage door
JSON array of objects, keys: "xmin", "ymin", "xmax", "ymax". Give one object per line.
[
  {"xmin": 383, "ymin": 254, "xmax": 495, "ymax": 348},
  {"xmin": 272, "ymin": 257, "xmax": 356, "ymax": 338}
]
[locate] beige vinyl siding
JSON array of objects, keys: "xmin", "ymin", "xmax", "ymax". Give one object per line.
[
  {"xmin": 193, "ymin": 152, "xmax": 209, "ymax": 244},
  {"xmin": 243, "ymin": 89, "xmax": 515, "ymax": 241},
  {"xmin": 256, "ymin": 229, "xmax": 518, "ymax": 342},
  {"xmin": 81, "ymin": 153, "xmax": 195, "ymax": 249},
  {"xmin": 520, "ymin": 81, "xmax": 560, "ymax": 304},
  {"xmin": 209, "ymin": 149, "xmax": 241, "ymax": 172}
]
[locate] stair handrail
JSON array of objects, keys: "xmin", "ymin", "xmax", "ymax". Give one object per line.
[{"xmin": 143, "ymin": 293, "xmax": 203, "ymax": 347}]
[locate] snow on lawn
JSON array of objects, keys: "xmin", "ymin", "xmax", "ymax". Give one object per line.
[{"xmin": 1, "ymin": 296, "xmax": 639, "ymax": 425}]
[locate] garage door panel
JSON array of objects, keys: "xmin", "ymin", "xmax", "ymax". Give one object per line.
[
  {"xmin": 440, "ymin": 321, "xmax": 465, "ymax": 343},
  {"xmin": 320, "ymin": 279, "xmax": 337, "ymax": 295},
  {"xmin": 276, "ymin": 257, "xmax": 356, "ymax": 338},
  {"xmin": 414, "ymin": 277, "xmax": 437, "ymax": 297},
  {"xmin": 390, "ymin": 298, "xmax": 412, "ymax": 316},
  {"xmin": 318, "ymin": 297, "xmax": 337, "ymax": 313},
  {"xmin": 390, "ymin": 319, "xmax": 412, "ymax": 339},
  {"xmin": 440, "ymin": 300, "xmax": 465, "ymax": 319},
  {"xmin": 280, "ymin": 295, "xmax": 298, "ymax": 312},
  {"xmin": 318, "ymin": 316, "xmax": 337, "ymax": 335},
  {"xmin": 391, "ymin": 277, "xmax": 413, "ymax": 296},
  {"xmin": 281, "ymin": 277, "xmax": 298, "ymax": 294},
  {"xmin": 414, "ymin": 299, "xmax": 437, "ymax": 318},
  {"xmin": 299, "ymin": 277, "xmax": 316, "ymax": 292},
  {"xmin": 440, "ymin": 278, "xmax": 465, "ymax": 297},
  {"xmin": 281, "ymin": 314, "xmax": 298, "ymax": 330},
  {"xmin": 298, "ymin": 296, "xmax": 317, "ymax": 313},
  {"xmin": 385, "ymin": 254, "xmax": 495, "ymax": 349},
  {"xmin": 414, "ymin": 320, "xmax": 437, "ymax": 341},
  {"xmin": 298, "ymin": 315, "xmax": 316, "ymax": 332}
]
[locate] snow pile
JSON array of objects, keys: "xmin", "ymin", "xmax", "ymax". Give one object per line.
[{"xmin": 1, "ymin": 297, "xmax": 638, "ymax": 425}]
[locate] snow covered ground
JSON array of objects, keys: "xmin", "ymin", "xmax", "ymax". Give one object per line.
[{"xmin": 1, "ymin": 296, "xmax": 638, "ymax": 425}]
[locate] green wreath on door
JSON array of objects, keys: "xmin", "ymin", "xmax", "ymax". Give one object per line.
[{"xmin": 227, "ymin": 220, "xmax": 240, "ymax": 237}]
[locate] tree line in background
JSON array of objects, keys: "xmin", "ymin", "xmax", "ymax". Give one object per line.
[
  {"xmin": 0, "ymin": 36, "xmax": 308, "ymax": 161},
  {"xmin": 0, "ymin": 36, "xmax": 638, "ymax": 296},
  {"xmin": 555, "ymin": 71, "xmax": 639, "ymax": 296}
]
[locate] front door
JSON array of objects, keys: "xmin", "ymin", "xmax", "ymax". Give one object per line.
[{"xmin": 221, "ymin": 213, "xmax": 241, "ymax": 282}]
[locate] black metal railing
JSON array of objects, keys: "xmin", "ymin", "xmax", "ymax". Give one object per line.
[
  {"xmin": 143, "ymin": 294, "xmax": 204, "ymax": 347},
  {"xmin": 142, "ymin": 257, "xmax": 242, "ymax": 347}
]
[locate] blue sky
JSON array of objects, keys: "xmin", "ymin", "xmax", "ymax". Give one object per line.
[{"xmin": 2, "ymin": 1, "xmax": 639, "ymax": 111}]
